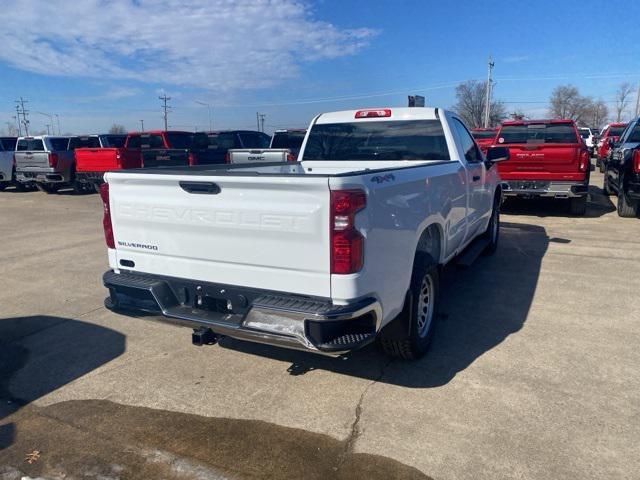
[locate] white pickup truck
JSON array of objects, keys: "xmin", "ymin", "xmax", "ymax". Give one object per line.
[
  {"xmin": 0, "ymin": 137, "xmax": 17, "ymax": 190},
  {"xmin": 101, "ymin": 107, "xmax": 509, "ymax": 359}
]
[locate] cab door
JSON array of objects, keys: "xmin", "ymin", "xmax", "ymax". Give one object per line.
[{"xmin": 450, "ymin": 118, "xmax": 489, "ymax": 241}]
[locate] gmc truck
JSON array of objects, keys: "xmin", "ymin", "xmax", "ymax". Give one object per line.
[
  {"xmin": 190, "ymin": 130, "xmax": 272, "ymax": 164},
  {"xmin": 495, "ymin": 119, "xmax": 590, "ymax": 215},
  {"xmin": 101, "ymin": 107, "xmax": 509, "ymax": 360},
  {"xmin": 0, "ymin": 137, "xmax": 17, "ymax": 191},
  {"xmin": 226, "ymin": 129, "xmax": 307, "ymax": 164},
  {"xmin": 75, "ymin": 134, "xmax": 140, "ymax": 190},
  {"xmin": 603, "ymin": 116, "xmax": 640, "ymax": 218},
  {"xmin": 14, "ymin": 136, "xmax": 74, "ymax": 193},
  {"xmin": 128, "ymin": 131, "xmax": 195, "ymax": 168}
]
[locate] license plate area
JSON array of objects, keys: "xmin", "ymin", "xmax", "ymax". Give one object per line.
[{"xmin": 509, "ymin": 180, "xmax": 550, "ymax": 190}]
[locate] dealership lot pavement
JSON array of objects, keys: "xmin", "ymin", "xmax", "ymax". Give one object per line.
[{"xmin": 1, "ymin": 170, "xmax": 639, "ymax": 479}]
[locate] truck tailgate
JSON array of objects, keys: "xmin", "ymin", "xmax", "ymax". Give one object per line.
[
  {"xmin": 498, "ymin": 144, "xmax": 584, "ymax": 180},
  {"xmin": 75, "ymin": 148, "xmax": 120, "ymax": 172},
  {"xmin": 106, "ymin": 172, "xmax": 331, "ymax": 297},
  {"xmin": 15, "ymin": 152, "xmax": 50, "ymax": 169}
]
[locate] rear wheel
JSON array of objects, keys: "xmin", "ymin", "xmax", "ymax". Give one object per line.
[
  {"xmin": 569, "ymin": 196, "xmax": 587, "ymax": 216},
  {"xmin": 36, "ymin": 183, "xmax": 60, "ymax": 194},
  {"xmin": 602, "ymin": 172, "xmax": 613, "ymax": 196},
  {"xmin": 0, "ymin": 182, "xmax": 7, "ymax": 191},
  {"xmin": 380, "ymin": 253, "xmax": 439, "ymax": 360},
  {"xmin": 617, "ymin": 186, "xmax": 638, "ymax": 218},
  {"xmin": 597, "ymin": 158, "xmax": 605, "ymax": 173}
]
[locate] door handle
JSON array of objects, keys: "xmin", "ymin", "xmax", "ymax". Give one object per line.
[
  {"xmin": 179, "ymin": 181, "xmax": 221, "ymax": 194},
  {"xmin": 472, "ymin": 175, "xmax": 481, "ymax": 181}
]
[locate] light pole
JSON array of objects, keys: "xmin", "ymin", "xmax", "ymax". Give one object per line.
[
  {"xmin": 55, "ymin": 114, "xmax": 61, "ymax": 135},
  {"xmin": 36, "ymin": 111, "xmax": 54, "ymax": 135},
  {"xmin": 139, "ymin": 119, "xmax": 145, "ymax": 132},
  {"xmin": 195, "ymin": 100, "xmax": 213, "ymax": 131}
]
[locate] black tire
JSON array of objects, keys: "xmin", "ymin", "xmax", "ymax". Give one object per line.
[
  {"xmin": 569, "ymin": 196, "xmax": 587, "ymax": 216},
  {"xmin": 73, "ymin": 181, "xmax": 90, "ymax": 195},
  {"xmin": 617, "ymin": 187, "xmax": 638, "ymax": 218},
  {"xmin": 602, "ymin": 173, "xmax": 613, "ymax": 196},
  {"xmin": 0, "ymin": 182, "xmax": 7, "ymax": 191},
  {"xmin": 14, "ymin": 182, "xmax": 28, "ymax": 192},
  {"xmin": 482, "ymin": 194, "xmax": 500, "ymax": 255},
  {"xmin": 597, "ymin": 158, "xmax": 605, "ymax": 173},
  {"xmin": 380, "ymin": 253, "xmax": 439, "ymax": 360},
  {"xmin": 36, "ymin": 183, "xmax": 60, "ymax": 194}
]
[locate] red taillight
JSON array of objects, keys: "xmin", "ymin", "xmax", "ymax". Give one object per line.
[
  {"xmin": 355, "ymin": 109, "xmax": 391, "ymax": 119},
  {"xmin": 633, "ymin": 150, "xmax": 640, "ymax": 174},
  {"xmin": 287, "ymin": 152, "xmax": 296, "ymax": 162},
  {"xmin": 99, "ymin": 183, "xmax": 115, "ymax": 249},
  {"xmin": 224, "ymin": 152, "xmax": 231, "ymax": 164},
  {"xmin": 330, "ymin": 190, "xmax": 366, "ymax": 274},
  {"xmin": 579, "ymin": 150, "xmax": 589, "ymax": 172},
  {"xmin": 188, "ymin": 152, "xmax": 197, "ymax": 166},
  {"xmin": 48, "ymin": 153, "xmax": 59, "ymax": 168}
]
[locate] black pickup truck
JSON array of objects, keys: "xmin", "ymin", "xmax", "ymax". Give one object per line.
[{"xmin": 603, "ymin": 117, "xmax": 640, "ymax": 217}]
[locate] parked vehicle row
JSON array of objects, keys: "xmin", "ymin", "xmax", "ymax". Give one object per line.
[{"xmin": 0, "ymin": 129, "xmax": 303, "ymax": 193}]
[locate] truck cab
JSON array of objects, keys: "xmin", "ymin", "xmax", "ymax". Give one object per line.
[
  {"xmin": 603, "ymin": 117, "xmax": 640, "ymax": 217},
  {"xmin": 191, "ymin": 130, "xmax": 272, "ymax": 165},
  {"xmin": 597, "ymin": 123, "xmax": 627, "ymax": 172},
  {"xmin": 127, "ymin": 131, "xmax": 195, "ymax": 168}
]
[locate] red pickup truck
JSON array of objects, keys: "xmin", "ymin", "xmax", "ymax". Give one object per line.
[
  {"xmin": 471, "ymin": 127, "xmax": 498, "ymax": 154},
  {"xmin": 495, "ymin": 119, "xmax": 590, "ymax": 215},
  {"xmin": 75, "ymin": 134, "xmax": 141, "ymax": 189},
  {"xmin": 596, "ymin": 122, "xmax": 627, "ymax": 173},
  {"xmin": 131, "ymin": 131, "xmax": 196, "ymax": 168}
]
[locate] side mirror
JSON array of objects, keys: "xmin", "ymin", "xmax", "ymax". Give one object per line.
[{"xmin": 486, "ymin": 146, "xmax": 509, "ymax": 164}]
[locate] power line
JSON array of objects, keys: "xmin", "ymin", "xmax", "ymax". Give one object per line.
[{"xmin": 159, "ymin": 94, "xmax": 171, "ymax": 131}]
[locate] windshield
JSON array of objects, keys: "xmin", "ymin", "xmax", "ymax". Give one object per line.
[
  {"xmin": 17, "ymin": 139, "xmax": 45, "ymax": 151},
  {"xmin": 102, "ymin": 135, "xmax": 127, "ymax": 148},
  {"xmin": 608, "ymin": 126, "xmax": 626, "ymax": 137},
  {"xmin": 166, "ymin": 133, "xmax": 194, "ymax": 149},
  {"xmin": 239, "ymin": 132, "xmax": 271, "ymax": 148},
  {"xmin": 140, "ymin": 134, "xmax": 165, "ymax": 149},
  {"xmin": 271, "ymin": 131, "xmax": 306, "ymax": 149},
  {"xmin": 302, "ymin": 120, "xmax": 450, "ymax": 161},
  {"xmin": 471, "ymin": 130, "xmax": 497, "ymax": 140},
  {"xmin": 498, "ymin": 124, "xmax": 578, "ymax": 144}
]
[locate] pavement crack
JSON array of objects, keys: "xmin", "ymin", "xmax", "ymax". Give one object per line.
[{"xmin": 334, "ymin": 357, "xmax": 394, "ymax": 473}]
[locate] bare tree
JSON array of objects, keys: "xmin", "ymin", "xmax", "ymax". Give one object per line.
[
  {"xmin": 109, "ymin": 124, "xmax": 127, "ymax": 134},
  {"xmin": 614, "ymin": 82, "xmax": 633, "ymax": 122},
  {"xmin": 583, "ymin": 100, "xmax": 609, "ymax": 129},
  {"xmin": 548, "ymin": 85, "xmax": 593, "ymax": 123},
  {"xmin": 509, "ymin": 110, "xmax": 527, "ymax": 121},
  {"xmin": 452, "ymin": 80, "xmax": 506, "ymax": 128},
  {"xmin": 3, "ymin": 122, "xmax": 18, "ymax": 136}
]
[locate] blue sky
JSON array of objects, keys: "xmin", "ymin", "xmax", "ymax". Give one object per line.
[{"xmin": 1, "ymin": 0, "xmax": 639, "ymax": 135}]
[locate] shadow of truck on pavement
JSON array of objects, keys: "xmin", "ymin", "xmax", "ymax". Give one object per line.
[
  {"xmin": 219, "ymin": 221, "xmax": 550, "ymax": 388},
  {"xmin": 0, "ymin": 315, "xmax": 125, "ymax": 448}
]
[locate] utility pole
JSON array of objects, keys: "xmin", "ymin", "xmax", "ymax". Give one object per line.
[
  {"xmin": 159, "ymin": 94, "xmax": 171, "ymax": 131},
  {"xmin": 139, "ymin": 119, "xmax": 145, "ymax": 132},
  {"xmin": 55, "ymin": 114, "xmax": 61, "ymax": 135},
  {"xmin": 15, "ymin": 97, "xmax": 30, "ymax": 135},
  {"xmin": 45, "ymin": 124, "xmax": 51, "ymax": 135},
  {"xmin": 635, "ymin": 81, "xmax": 640, "ymax": 118},
  {"xmin": 256, "ymin": 112, "xmax": 266, "ymax": 132},
  {"xmin": 483, "ymin": 56, "xmax": 494, "ymax": 128},
  {"xmin": 14, "ymin": 106, "xmax": 22, "ymax": 136}
]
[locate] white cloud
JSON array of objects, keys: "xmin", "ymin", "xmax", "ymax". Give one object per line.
[{"xmin": 0, "ymin": 0, "xmax": 375, "ymax": 91}]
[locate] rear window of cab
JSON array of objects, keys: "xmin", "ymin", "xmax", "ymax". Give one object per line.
[
  {"xmin": 498, "ymin": 124, "xmax": 578, "ymax": 144},
  {"xmin": 302, "ymin": 120, "xmax": 450, "ymax": 161},
  {"xmin": 16, "ymin": 138, "xmax": 45, "ymax": 151}
]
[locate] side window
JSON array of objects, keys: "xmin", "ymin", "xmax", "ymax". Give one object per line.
[
  {"xmin": 628, "ymin": 124, "xmax": 640, "ymax": 143},
  {"xmin": 452, "ymin": 118, "xmax": 483, "ymax": 163}
]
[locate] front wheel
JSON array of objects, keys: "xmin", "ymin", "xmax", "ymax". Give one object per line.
[
  {"xmin": 380, "ymin": 253, "xmax": 439, "ymax": 360},
  {"xmin": 482, "ymin": 195, "xmax": 500, "ymax": 255},
  {"xmin": 617, "ymin": 187, "xmax": 638, "ymax": 218}
]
